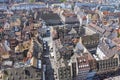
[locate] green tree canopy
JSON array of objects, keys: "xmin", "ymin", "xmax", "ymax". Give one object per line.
[
  {"xmin": 29, "ymin": 0, "xmax": 35, "ymax": 3},
  {"xmin": 60, "ymin": 0, "xmax": 66, "ymax": 2}
]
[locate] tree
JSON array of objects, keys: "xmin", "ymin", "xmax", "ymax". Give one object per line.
[
  {"xmin": 60, "ymin": 0, "xmax": 66, "ymax": 2},
  {"xmin": 29, "ymin": 0, "xmax": 35, "ymax": 3}
]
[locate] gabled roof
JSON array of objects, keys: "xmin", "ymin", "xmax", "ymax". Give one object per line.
[
  {"xmin": 68, "ymin": 27, "xmax": 77, "ymax": 34},
  {"xmin": 38, "ymin": 10, "xmax": 62, "ymax": 25},
  {"xmin": 0, "ymin": 43, "xmax": 10, "ymax": 59},
  {"xmin": 32, "ymin": 38, "xmax": 43, "ymax": 58},
  {"xmin": 98, "ymin": 38, "xmax": 119, "ymax": 58},
  {"xmin": 75, "ymin": 2, "xmax": 98, "ymax": 8},
  {"xmin": 74, "ymin": 42, "xmax": 84, "ymax": 54},
  {"xmin": 88, "ymin": 23, "xmax": 105, "ymax": 34},
  {"xmin": 62, "ymin": 10, "xmax": 76, "ymax": 17}
]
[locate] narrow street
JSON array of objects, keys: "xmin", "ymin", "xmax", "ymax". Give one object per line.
[{"xmin": 42, "ymin": 37, "xmax": 55, "ymax": 80}]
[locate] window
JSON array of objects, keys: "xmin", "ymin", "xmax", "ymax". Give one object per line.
[{"xmin": 0, "ymin": 75, "xmax": 2, "ymax": 79}]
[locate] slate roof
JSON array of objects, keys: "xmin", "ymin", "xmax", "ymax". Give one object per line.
[
  {"xmin": 32, "ymin": 39, "xmax": 43, "ymax": 59},
  {"xmin": 0, "ymin": 0, "xmax": 9, "ymax": 3},
  {"xmin": 98, "ymin": 38, "xmax": 120, "ymax": 58},
  {"xmin": 82, "ymin": 34, "xmax": 99, "ymax": 49},
  {"xmin": 38, "ymin": 10, "xmax": 62, "ymax": 26},
  {"xmin": 75, "ymin": 2, "xmax": 98, "ymax": 8},
  {"xmin": 98, "ymin": 5, "xmax": 115, "ymax": 12},
  {"xmin": 3, "ymin": 66, "xmax": 42, "ymax": 80},
  {"xmin": 59, "ymin": 45, "xmax": 74, "ymax": 60}
]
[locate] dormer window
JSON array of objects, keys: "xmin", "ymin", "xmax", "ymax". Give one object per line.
[
  {"xmin": 80, "ymin": 60, "xmax": 82, "ymax": 63},
  {"xmin": 83, "ymin": 59, "xmax": 86, "ymax": 62}
]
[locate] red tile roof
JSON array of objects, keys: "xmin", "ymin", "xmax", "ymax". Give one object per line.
[{"xmin": 62, "ymin": 10, "xmax": 76, "ymax": 17}]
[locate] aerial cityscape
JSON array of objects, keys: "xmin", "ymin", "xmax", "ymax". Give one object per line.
[{"xmin": 0, "ymin": 0, "xmax": 120, "ymax": 80}]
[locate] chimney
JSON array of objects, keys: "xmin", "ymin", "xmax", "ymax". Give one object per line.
[{"xmin": 117, "ymin": 29, "xmax": 120, "ymax": 38}]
